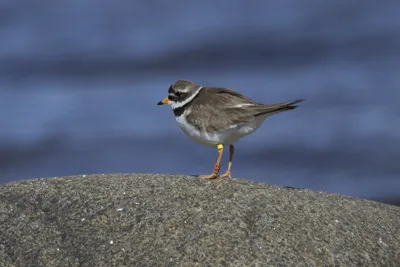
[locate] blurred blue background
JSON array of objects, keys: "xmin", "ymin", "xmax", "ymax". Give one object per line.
[{"xmin": 1, "ymin": 1, "xmax": 399, "ymax": 205}]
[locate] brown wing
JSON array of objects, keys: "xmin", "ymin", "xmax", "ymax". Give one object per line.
[{"xmin": 186, "ymin": 87, "xmax": 303, "ymax": 133}]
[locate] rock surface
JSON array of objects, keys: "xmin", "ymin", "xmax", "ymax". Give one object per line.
[{"xmin": 0, "ymin": 173, "xmax": 399, "ymax": 267}]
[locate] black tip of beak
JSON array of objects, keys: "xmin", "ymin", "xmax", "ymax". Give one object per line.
[{"xmin": 157, "ymin": 101, "xmax": 163, "ymax": 105}]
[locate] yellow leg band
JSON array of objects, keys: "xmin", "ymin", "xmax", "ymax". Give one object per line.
[{"xmin": 217, "ymin": 144, "xmax": 223, "ymax": 150}]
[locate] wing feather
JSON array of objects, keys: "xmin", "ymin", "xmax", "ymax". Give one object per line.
[{"xmin": 186, "ymin": 87, "xmax": 303, "ymax": 133}]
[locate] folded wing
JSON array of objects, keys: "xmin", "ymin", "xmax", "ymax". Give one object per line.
[{"xmin": 187, "ymin": 87, "xmax": 303, "ymax": 133}]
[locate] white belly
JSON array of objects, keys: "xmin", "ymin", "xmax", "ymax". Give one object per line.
[{"xmin": 175, "ymin": 114, "xmax": 268, "ymax": 147}]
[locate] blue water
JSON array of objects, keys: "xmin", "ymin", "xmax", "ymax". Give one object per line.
[{"xmin": 1, "ymin": 1, "xmax": 400, "ymax": 204}]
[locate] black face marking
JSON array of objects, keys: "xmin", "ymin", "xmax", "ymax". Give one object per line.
[
  {"xmin": 172, "ymin": 90, "xmax": 201, "ymax": 117},
  {"xmin": 175, "ymin": 91, "xmax": 188, "ymax": 102},
  {"xmin": 168, "ymin": 85, "xmax": 174, "ymax": 94},
  {"xmin": 169, "ymin": 91, "xmax": 189, "ymax": 103}
]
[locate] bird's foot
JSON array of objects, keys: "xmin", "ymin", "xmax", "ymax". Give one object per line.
[
  {"xmin": 219, "ymin": 170, "xmax": 232, "ymax": 179},
  {"xmin": 199, "ymin": 163, "xmax": 220, "ymax": 179},
  {"xmin": 199, "ymin": 173, "xmax": 219, "ymax": 179}
]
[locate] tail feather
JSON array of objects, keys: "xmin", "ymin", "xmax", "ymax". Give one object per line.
[{"xmin": 254, "ymin": 99, "xmax": 304, "ymax": 117}]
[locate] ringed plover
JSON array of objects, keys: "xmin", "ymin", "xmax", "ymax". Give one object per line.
[{"xmin": 157, "ymin": 80, "xmax": 304, "ymax": 179}]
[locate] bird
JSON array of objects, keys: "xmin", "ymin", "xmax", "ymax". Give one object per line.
[{"xmin": 157, "ymin": 79, "xmax": 304, "ymax": 180}]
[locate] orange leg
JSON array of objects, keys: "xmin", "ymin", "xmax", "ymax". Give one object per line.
[
  {"xmin": 220, "ymin": 144, "xmax": 234, "ymax": 179},
  {"xmin": 199, "ymin": 144, "xmax": 224, "ymax": 179}
]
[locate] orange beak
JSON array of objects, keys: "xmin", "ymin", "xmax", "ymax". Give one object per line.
[{"xmin": 157, "ymin": 97, "xmax": 169, "ymax": 105}]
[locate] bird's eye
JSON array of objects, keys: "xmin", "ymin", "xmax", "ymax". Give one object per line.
[{"xmin": 175, "ymin": 91, "xmax": 182, "ymax": 97}]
